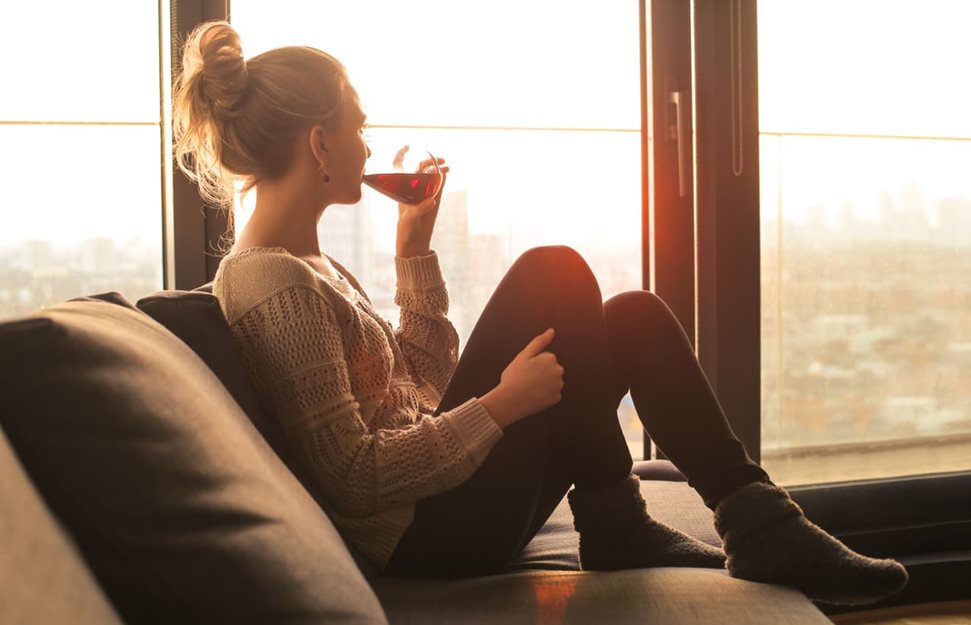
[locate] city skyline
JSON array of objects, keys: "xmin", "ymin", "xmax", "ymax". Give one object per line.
[{"xmin": 2, "ymin": 177, "xmax": 967, "ymax": 474}]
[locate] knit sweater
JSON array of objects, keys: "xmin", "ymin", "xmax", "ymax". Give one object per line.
[{"xmin": 213, "ymin": 247, "xmax": 503, "ymax": 569}]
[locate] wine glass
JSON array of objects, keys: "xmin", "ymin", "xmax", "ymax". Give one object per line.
[{"xmin": 362, "ymin": 144, "xmax": 446, "ymax": 204}]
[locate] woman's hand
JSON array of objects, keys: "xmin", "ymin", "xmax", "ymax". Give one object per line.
[
  {"xmin": 395, "ymin": 147, "xmax": 448, "ymax": 258},
  {"xmin": 479, "ymin": 328, "xmax": 564, "ymax": 429}
]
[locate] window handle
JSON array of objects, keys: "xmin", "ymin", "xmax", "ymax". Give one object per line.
[{"xmin": 669, "ymin": 90, "xmax": 690, "ymax": 198}]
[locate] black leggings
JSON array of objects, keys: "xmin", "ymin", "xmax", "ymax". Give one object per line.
[{"xmin": 385, "ymin": 246, "xmax": 767, "ymax": 577}]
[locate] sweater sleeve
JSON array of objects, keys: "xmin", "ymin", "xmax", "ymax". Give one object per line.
[
  {"xmin": 227, "ymin": 281, "xmax": 501, "ymax": 519},
  {"xmin": 393, "ymin": 251, "xmax": 461, "ymax": 401}
]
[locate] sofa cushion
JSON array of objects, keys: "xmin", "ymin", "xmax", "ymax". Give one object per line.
[
  {"xmin": 0, "ymin": 294, "xmax": 386, "ymax": 625},
  {"xmin": 374, "ymin": 479, "xmax": 829, "ymax": 624},
  {"xmin": 0, "ymin": 427, "xmax": 123, "ymax": 625},
  {"xmin": 135, "ymin": 290, "xmax": 284, "ymax": 459},
  {"xmin": 136, "ymin": 288, "xmax": 380, "ymax": 578},
  {"xmin": 373, "ymin": 568, "xmax": 831, "ymax": 625},
  {"xmin": 509, "ymin": 480, "xmax": 721, "ymax": 572}
]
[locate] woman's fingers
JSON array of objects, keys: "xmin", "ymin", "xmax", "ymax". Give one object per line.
[
  {"xmin": 419, "ymin": 157, "xmax": 447, "ymax": 173},
  {"xmin": 519, "ymin": 328, "xmax": 555, "ymax": 359},
  {"xmin": 392, "ymin": 146, "xmax": 448, "ymax": 173},
  {"xmin": 417, "ymin": 197, "xmax": 438, "ymax": 214},
  {"xmin": 393, "ymin": 145, "xmax": 410, "ymax": 169},
  {"xmin": 398, "ymin": 197, "xmax": 438, "ymax": 218}
]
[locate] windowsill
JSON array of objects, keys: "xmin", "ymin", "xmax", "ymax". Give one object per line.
[{"xmin": 763, "ymin": 432, "xmax": 971, "ymax": 487}]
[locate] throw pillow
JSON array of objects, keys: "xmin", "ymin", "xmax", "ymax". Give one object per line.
[
  {"xmin": 135, "ymin": 288, "xmax": 380, "ymax": 578},
  {"xmin": 0, "ymin": 427, "xmax": 123, "ymax": 625},
  {"xmin": 135, "ymin": 290, "xmax": 282, "ymax": 453},
  {"xmin": 0, "ymin": 295, "xmax": 387, "ymax": 625}
]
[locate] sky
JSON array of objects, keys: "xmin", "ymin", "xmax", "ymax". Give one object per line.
[
  {"xmin": 757, "ymin": 0, "xmax": 971, "ymax": 138},
  {"xmin": 228, "ymin": 0, "xmax": 643, "ymax": 243},
  {"xmin": 757, "ymin": 0, "xmax": 971, "ymax": 227},
  {"xmin": 0, "ymin": 0, "xmax": 968, "ymax": 245}
]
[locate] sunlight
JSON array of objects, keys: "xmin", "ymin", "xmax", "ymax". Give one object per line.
[
  {"xmin": 229, "ymin": 0, "xmax": 642, "ymax": 244},
  {"xmin": 231, "ymin": 0, "xmax": 640, "ymax": 130},
  {"xmin": 0, "ymin": 1, "xmax": 159, "ymax": 122},
  {"xmin": 758, "ymin": 0, "xmax": 971, "ymax": 138}
]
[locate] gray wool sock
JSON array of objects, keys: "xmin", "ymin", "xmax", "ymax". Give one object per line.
[
  {"xmin": 568, "ymin": 474, "xmax": 726, "ymax": 571},
  {"xmin": 714, "ymin": 481, "xmax": 908, "ymax": 606}
]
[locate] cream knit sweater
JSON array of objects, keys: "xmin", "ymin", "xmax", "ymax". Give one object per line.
[{"xmin": 213, "ymin": 247, "xmax": 503, "ymax": 569}]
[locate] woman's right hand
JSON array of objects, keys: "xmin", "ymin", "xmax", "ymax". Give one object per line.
[{"xmin": 479, "ymin": 328, "xmax": 564, "ymax": 429}]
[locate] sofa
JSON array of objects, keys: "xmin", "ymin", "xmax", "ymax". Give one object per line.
[{"xmin": 0, "ymin": 288, "xmax": 835, "ymax": 624}]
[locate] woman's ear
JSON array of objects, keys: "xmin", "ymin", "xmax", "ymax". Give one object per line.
[{"xmin": 309, "ymin": 125, "xmax": 329, "ymax": 171}]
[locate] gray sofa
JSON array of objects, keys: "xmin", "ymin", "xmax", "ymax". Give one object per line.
[{"xmin": 0, "ymin": 290, "xmax": 833, "ymax": 624}]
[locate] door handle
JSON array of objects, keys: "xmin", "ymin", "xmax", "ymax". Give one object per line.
[{"xmin": 669, "ymin": 90, "xmax": 689, "ymax": 198}]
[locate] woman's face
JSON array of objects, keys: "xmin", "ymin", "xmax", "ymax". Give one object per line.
[{"xmin": 322, "ymin": 88, "xmax": 370, "ymax": 205}]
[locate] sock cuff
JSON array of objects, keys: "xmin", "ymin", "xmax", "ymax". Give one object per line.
[
  {"xmin": 713, "ymin": 481, "xmax": 803, "ymax": 545},
  {"xmin": 568, "ymin": 474, "xmax": 647, "ymax": 533}
]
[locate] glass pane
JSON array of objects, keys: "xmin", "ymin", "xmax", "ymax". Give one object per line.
[
  {"xmin": 230, "ymin": 0, "xmax": 640, "ymax": 130},
  {"xmin": 231, "ymin": 2, "xmax": 645, "ymax": 458},
  {"xmin": 0, "ymin": 126, "xmax": 164, "ymax": 317},
  {"xmin": 759, "ymin": 1, "xmax": 971, "ymax": 485},
  {"xmin": 236, "ymin": 128, "xmax": 645, "ymax": 458},
  {"xmin": 758, "ymin": 1, "xmax": 971, "ymax": 137},
  {"xmin": 0, "ymin": 1, "xmax": 160, "ymax": 122}
]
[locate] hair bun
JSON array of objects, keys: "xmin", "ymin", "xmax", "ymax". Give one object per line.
[{"xmin": 182, "ymin": 21, "xmax": 248, "ymax": 116}]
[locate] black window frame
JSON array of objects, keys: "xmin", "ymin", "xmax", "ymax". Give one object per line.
[
  {"xmin": 168, "ymin": 0, "xmax": 971, "ymax": 611},
  {"xmin": 167, "ymin": 0, "xmax": 231, "ymax": 290},
  {"xmin": 688, "ymin": 0, "xmax": 971, "ymax": 612}
]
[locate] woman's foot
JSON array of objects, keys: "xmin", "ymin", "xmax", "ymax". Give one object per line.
[
  {"xmin": 714, "ymin": 481, "xmax": 908, "ymax": 606},
  {"xmin": 568, "ymin": 474, "xmax": 726, "ymax": 571}
]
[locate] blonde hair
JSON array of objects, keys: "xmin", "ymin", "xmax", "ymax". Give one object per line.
[{"xmin": 172, "ymin": 21, "xmax": 349, "ymax": 206}]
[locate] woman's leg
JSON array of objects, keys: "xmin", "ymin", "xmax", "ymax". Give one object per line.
[
  {"xmin": 602, "ymin": 290, "xmax": 907, "ymax": 605},
  {"xmin": 602, "ymin": 290, "xmax": 769, "ymax": 508},
  {"xmin": 385, "ymin": 246, "xmax": 632, "ymax": 577}
]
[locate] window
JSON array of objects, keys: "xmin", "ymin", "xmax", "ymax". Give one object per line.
[
  {"xmin": 758, "ymin": 0, "xmax": 971, "ymax": 484},
  {"xmin": 0, "ymin": 2, "xmax": 165, "ymax": 318},
  {"xmin": 231, "ymin": 1, "xmax": 647, "ymax": 458}
]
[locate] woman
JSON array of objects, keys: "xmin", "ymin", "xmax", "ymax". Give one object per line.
[{"xmin": 173, "ymin": 21, "xmax": 906, "ymax": 606}]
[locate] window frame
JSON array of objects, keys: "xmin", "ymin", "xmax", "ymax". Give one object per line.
[
  {"xmin": 692, "ymin": 0, "xmax": 762, "ymax": 460},
  {"xmin": 0, "ymin": 1, "xmax": 168, "ymax": 315},
  {"xmin": 689, "ymin": 0, "xmax": 971, "ymax": 612},
  {"xmin": 170, "ymin": 0, "xmax": 970, "ymax": 482},
  {"xmin": 169, "ymin": 6, "xmax": 971, "ymax": 611},
  {"xmin": 168, "ymin": 0, "xmax": 231, "ymax": 290}
]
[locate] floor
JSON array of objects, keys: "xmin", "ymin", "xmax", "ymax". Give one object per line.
[{"xmin": 830, "ymin": 602, "xmax": 971, "ymax": 625}]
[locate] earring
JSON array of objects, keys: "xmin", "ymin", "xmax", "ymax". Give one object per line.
[{"xmin": 322, "ymin": 172, "xmax": 330, "ymax": 183}]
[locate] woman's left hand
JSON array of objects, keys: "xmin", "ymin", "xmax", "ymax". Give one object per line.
[{"xmin": 395, "ymin": 149, "xmax": 448, "ymax": 258}]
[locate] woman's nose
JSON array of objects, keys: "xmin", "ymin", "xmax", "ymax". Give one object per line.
[{"xmin": 366, "ymin": 144, "xmax": 372, "ymax": 159}]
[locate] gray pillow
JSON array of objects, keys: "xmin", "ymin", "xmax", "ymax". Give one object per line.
[
  {"xmin": 135, "ymin": 290, "xmax": 283, "ymax": 454},
  {"xmin": 0, "ymin": 294, "xmax": 387, "ymax": 625},
  {"xmin": 135, "ymin": 288, "xmax": 379, "ymax": 578},
  {"xmin": 0, "ymin": 427, "xmax": 123, "ymax": 625}
]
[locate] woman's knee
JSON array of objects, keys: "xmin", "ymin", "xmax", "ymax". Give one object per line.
[
  {"xmin": 514, "ymin": 245, "xmax": 587, "ymax": 272},
  {"xmin": 512, "ymin": 245, "xmax": 599, "ymax": 294},
  {"xmin": 603, "ymin": 290, "xmax": 678, "ymax": 331}
]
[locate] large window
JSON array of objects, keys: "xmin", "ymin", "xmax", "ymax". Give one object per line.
[
  {"xmin": 0, "ymin": 2, "xmax": 165, "ymax": 318},
  {"xmin": 231, "ymin": 1, "xmax": 647, "ymax": 458},
  {"xmin": 8, "ymin": 1, "xmax": 964, "ymax": 483},
  {"xmin": 758, "ymin": 1, "xmax": 971, "ymax": 484}
]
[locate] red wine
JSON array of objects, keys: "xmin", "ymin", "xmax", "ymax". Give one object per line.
[{"xmin": 362, "ymin": 172, "xmax": 442, "ymax": 204}]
